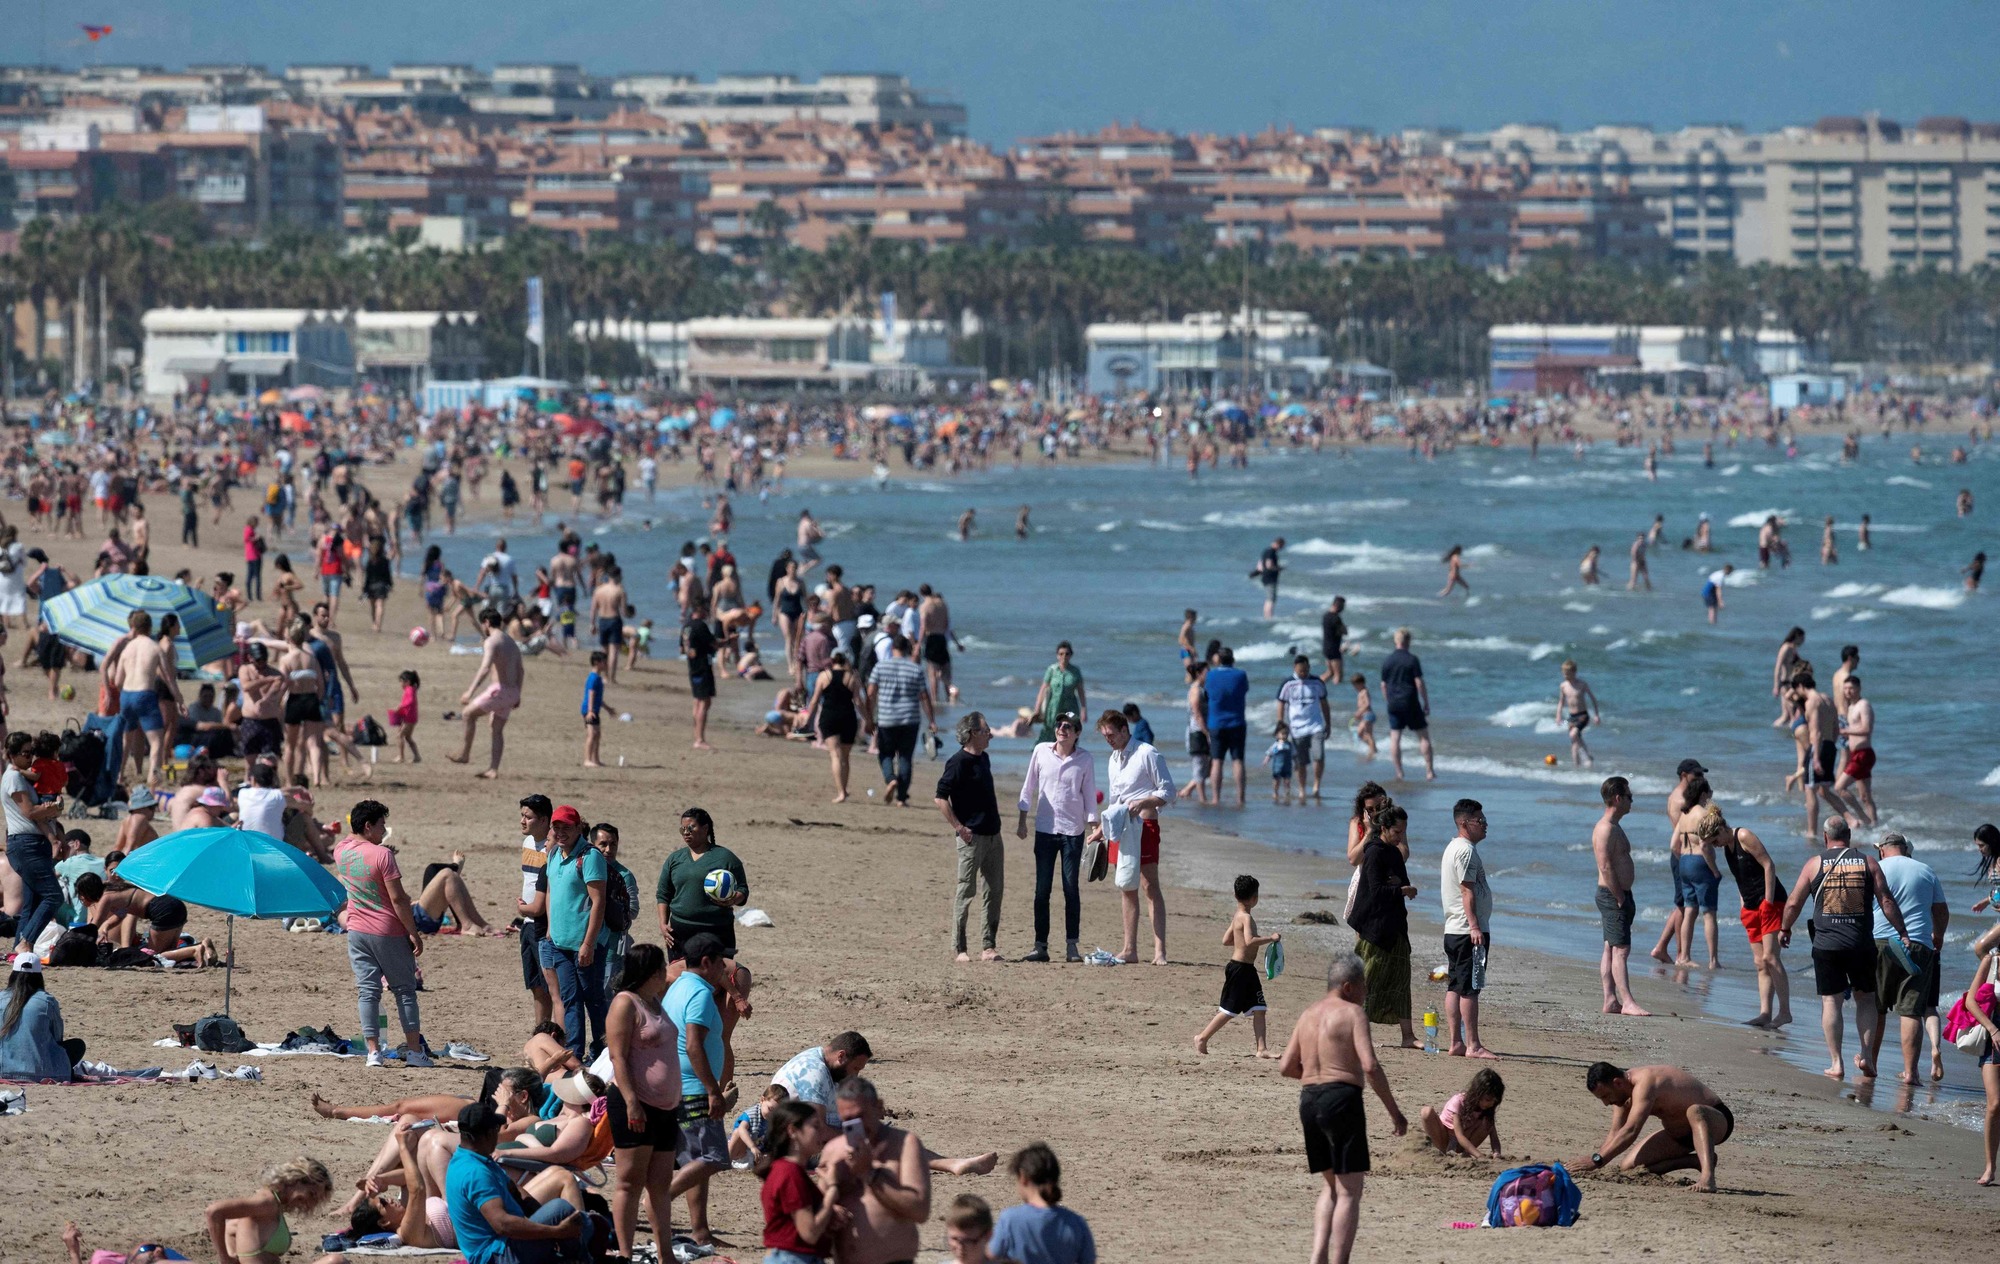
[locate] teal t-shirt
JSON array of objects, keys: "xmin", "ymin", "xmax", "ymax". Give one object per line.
[
  {"xmin": 444, "ymin": 1147, "xmax": 520, "ymax": 1264},
  {"xmin": 665, "ymin": 971, "xmax": 726, "ymax": 1101},
  {"xmin": 546, "ymin": 842, "xmax": 608, "ymax": 951}
]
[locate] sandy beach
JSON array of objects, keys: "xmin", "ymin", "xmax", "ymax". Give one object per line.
[{"xmin": 5, "ymin": 435, "xmax": 1994, "ymax": 1263}]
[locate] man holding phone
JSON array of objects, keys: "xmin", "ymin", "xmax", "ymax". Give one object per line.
[{"xmin": 818, "ymin": 1077, "xmax": 931, "ymax": 1264}]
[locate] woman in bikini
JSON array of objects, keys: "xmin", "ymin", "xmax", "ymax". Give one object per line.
[
  {"xmin": 1439, "ymin": 545, "xmax": 1470, "ymax": 597},
  {"xmin": 273, "ymin": 618, "xmax": 326, "ymax": 787},
  {"xmin": 203, "ymin": 1156, "xmax": 333, "ymax": 1264}
]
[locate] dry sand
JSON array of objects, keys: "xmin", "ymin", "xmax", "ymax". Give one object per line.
[{"xmin": 4, "ymin": 444, "xmax": 1993, "ymax": 1263}]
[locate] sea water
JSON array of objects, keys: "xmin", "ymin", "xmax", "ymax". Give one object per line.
[{"xmin": 443, "ymin": 431, "xmax": 1997, "ymax": 1124}]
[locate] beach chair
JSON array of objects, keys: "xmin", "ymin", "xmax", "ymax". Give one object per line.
[{"xmin": 495, "ymin": 1103, "xmax": 618, "ymax": 1189}]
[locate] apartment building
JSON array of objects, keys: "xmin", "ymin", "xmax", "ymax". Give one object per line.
[
  {"xmin": 1753, "ymin": 116, "xmax": 2000, "ymax": 273},
  {"xmin": 613, "ymin": 73, "xmax": 965, "ymax": 135},
  {"xmin": 1510, "ymin": 179, "xmax": 1665, "ymax": 266}
]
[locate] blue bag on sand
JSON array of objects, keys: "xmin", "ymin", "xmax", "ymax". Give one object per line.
[{"xmin": 1482, "ymin": 1162, "xmax": 1582, "ymax": 1227}]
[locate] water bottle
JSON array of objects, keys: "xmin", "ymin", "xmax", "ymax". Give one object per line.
[
  {"xmin": 377, "ymin": 1013, "xmax": 389, "ymax": 1046},
  {"xmin": 1421, "ymin": 1010, "xmax": 1439, "ymax": 1053},
  {"xmin": 1471, "ymin": 944, "xmax": 1489, "ymax": 993}
]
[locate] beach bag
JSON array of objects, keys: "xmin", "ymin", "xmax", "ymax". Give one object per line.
[
  {"xmin": 352, "ymin": 716, "xmax": 387, "ymax": 747},
  {"xmin": 1945, "ymin": 986, "xmax": 1995, "ymax": 1053},
  {"xmin": 1482, "ymin": 1163, "xmax": 1582, "ymax": 1228},
  {"xmin": 59, "ymin": 725, "xmax": 106, "ymax": 799},
  {"xmin": 47, "ymin": 927, "xmax": 100, "ymax": 967},
  {"xmin": 193, "ymin": 1013, "xmax": 256, "ymax": 1053}
]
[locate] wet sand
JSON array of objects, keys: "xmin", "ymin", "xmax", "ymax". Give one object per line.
[{"xmin": 5, "ymin": 439, "xmax": 1993, "ymax": 1261}]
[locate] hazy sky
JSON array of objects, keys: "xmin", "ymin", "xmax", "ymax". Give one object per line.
[{"xmin": 9, "ymin": 0, "xmax": 2000, "ymax": 142}]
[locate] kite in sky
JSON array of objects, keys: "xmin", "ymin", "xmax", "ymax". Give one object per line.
[{"xmin": 81, "ymin": 24, "xmax": 114, "ymax": 41}]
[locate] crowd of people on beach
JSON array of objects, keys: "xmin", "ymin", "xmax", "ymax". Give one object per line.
[{"xmin": 0, "ymin": 384, "xmax": 1997, "ymax": 1264}]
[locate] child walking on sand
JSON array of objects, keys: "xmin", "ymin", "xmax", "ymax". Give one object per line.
[
  {"xmin": 1419, "ymin": 1067, "xmax": 1506, "ymax": 1158},
  {"xmin": 388, "ymin": 670, "xmax": 420, "ymax": 763},
  {"xmin": 1195, "ymin": 874, "xmax": 1282, "ymax": 1056},
  {"xmin": 582, "ymin": 650, "xmax": 607, "ymax": 768},
  {"xmin": 1262, "ymin": 721, "xmax": 1294, "ymax": 802}
]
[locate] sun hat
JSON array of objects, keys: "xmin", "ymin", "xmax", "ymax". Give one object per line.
[
  {"xmin": 129, "ymin": 786, "xmax": 159, "ymax": 811},
  {"xmin": 198, "ymin": 786, "xmax": 230, "ymax": 808}
]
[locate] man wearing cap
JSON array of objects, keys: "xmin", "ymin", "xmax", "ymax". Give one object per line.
[
  {"xmin": 542, "ymin": 805, "xmax": 609, "ymax": 1060},
  {"xmin": 518, "ymin": 795, "xmax": 556, "ymax": 1027},
  {"xmin": 1649, "ymin": 759, "xmax": 1706, "ymax": 965},
  {"xmin": 1868, "ymin": 833, "xmax": 1949, "ymax": 1084}
]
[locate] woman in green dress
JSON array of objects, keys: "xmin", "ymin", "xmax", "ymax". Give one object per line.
[{"xmin": 1033, "ymin": 641, "xmax": 1087, "ymax": 742}]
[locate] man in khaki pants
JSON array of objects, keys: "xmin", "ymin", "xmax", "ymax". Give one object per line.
[{"xmin": 934, "ymin": 712, "xmax": 1004, "ymax": 962}]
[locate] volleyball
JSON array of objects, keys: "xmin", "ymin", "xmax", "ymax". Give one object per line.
[
  {"xmin": 409, "ymin": 626, "xmax": 431, "ymax": 647},
  {"xmin": 1544, "ymin": 754, "xmax": 1558, "ymax": 765},
  {"xmin": 59, "ymin": 684, "xmax": 75, "ymax": 701},
  {"xmin": 703, "ymin": 869, "xmax": 736, "ymax": 903}
]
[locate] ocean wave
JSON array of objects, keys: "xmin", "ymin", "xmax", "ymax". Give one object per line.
[
  {"xmin": 1435, "ymin": 636, "xmax": 1564, "ymax": 660},
  {"xmin": 1880, "ymin": 585, "xmax": 1965, "ymax": 610},
  {"xmin": 1886, "ymin": 475, "xmax": 1933, "ymax": 489},
  {"xmin": 1604, "ymin": 638, "xmax": 1631, "ymax": 650},
  {"xmin": 1982, "ymin": 764, "xmax": 2000, "ymax": 787},
  {"xmin": 1727, "ymin": 508, "xmax": 1794, "ymax": 528},
  {"xmin": 1463, "ymin": 544, "xmax": 1502, "ymax": 559},
  {"xmin": 1094, "ymin": 520, "xmax": 1121, "ymax": 532},
  {"xmin": 1563, "ymin": 602, "xmax": 1594, "ymax": 612},
  {"xmin": 1488, "ymin": 700, "xmax": 1562, "ymax": 734},
  {"xmin": 1811, "ymin": 606, "xmax": 1839, "ymax": 621},
  {"xmin": 1720, "ymin": 464, "xmax": 1742, "ymax": 475},
  {"xmin": 1824, "ymin": 583, "xmax": 1885, "ymax": 599},
  {"xmin": 1432, "ymin": 755, "xmax": 1673, "ymax": 795},
  {"xmin": 1848, "ymin": 610, "xmax": 1880, "ymax": 621},
  {"xmin": 1230, "ymin": 641, "xmax": 1298, "ymax": 663},
  {"xmin": 1200, "ymin": 499, "xmax": 1409, "ymax": 529},
  {"xmin": 1136, "ymin": 518, "xmax": 1192, "ymax": 533}
]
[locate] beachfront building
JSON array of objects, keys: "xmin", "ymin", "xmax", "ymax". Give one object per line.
[
  {"xmin": 1084, "ymin": 310, "xmax": 1327, "ymax": 397},
  {"xmin": 352, "ymin": 311, "xmax": 482, "ymax": 393},
  {"xmin": 682, "ymin": 317, "xmax": 873, "ymax": 391},
  {"xmin": 575, "ymin": 319, "xmax": 689, "ymax": 386},
  {"xmin": 1487, "ymin": 324, "xmax": 1638, "ymax": 395},
  {"xmin": 1489, "ymin": 323, "xmax": 1818, "ymax": 394},
  {"xmin": 612, "ymin": 73, "xmax": 966, "ymax": 135},
  {"xmin": 140, "ymin": 308, "xmax": 355, "ymax": 399}
]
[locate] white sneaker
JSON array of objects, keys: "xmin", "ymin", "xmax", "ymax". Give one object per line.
[
  {"xmin": 182, "ymin": 1060, "xmax": 218, "ymax": 1080},
  {"xmin": 364, "ymin": 1050, "xmax": 384, "ymax": 1068},
  {"xmin": 402, "ymin": 1046, "xmax": 435, "ymax": 1069},
  {"xmin": 441, "ymin": 1041, "xmax": 489, "ymax": 1062}
]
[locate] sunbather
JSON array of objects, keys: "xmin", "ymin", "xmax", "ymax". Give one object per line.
[{"xmin": 410, "ymin": 851, "xmax": 504, "ymax": 936}]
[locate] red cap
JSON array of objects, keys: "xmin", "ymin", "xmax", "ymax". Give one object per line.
[{"xmin": 551, "ymin": 805, "xmax": 583, "ymax": 826}]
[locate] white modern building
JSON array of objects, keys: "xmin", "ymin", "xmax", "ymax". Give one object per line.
[
  {"xmin": 610, "ymin": 73, "xmax": 966, "ymax": 135},
  {"xmin": 1085, "ymin": 310, "xmax": 1327, "ymax": 396},
  {"xmin": 1490, "ymin": 323, "xmax": 1818, "ymax": 394},
  {"xmin": 141, "ymin": 308, "xmax": 355, "ymax": 400},
  {"xmin": 577, "ymin": 319, "xmax": 688, "ymax": 385},
  {"xmin": 684, "ymin": 317, "xmax": 874, "ymax": 390},
  {"xmin": 353, "ymin": 311, "xmax": 483, "ymax": 392}
]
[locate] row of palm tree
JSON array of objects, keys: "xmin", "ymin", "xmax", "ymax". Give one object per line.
[{"xmin": 9, "ymin": 207, "xmax": 2000, "ymax": 392}]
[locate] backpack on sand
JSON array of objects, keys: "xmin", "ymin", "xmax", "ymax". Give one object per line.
[{"xmin": 1483, "ymin": 1163, "xmax": 1582, "ymax": 1228}]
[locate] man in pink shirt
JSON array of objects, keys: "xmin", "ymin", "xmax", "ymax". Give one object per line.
[
  {"xmin": 334, "ymin": 799, "xmax": 433, "ymax": 1067},
  {"xmin": 1015, "ymin": 710, "xmax": 1098, "ymax": 963}
]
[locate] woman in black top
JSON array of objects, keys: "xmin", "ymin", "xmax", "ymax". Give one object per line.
[
  {"xmin": 804, "ymin": 651, "xmax": 859, "ymax": 803},
  {"xmin": 1696, "ymin": 805, "xmax": 1792, "ymax": 1031},
  {"xmin": 362, "ymin": 536, "xmax": 395, "ymax": 634},
  {"xmin": 1348, "ymin": 804, "xmax": 1417, "ymax": 1045}
]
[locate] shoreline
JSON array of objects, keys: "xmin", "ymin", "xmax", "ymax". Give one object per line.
[{"xmin": 5, "ymin": 441, "xmax": 1996, "ymax": 1260}]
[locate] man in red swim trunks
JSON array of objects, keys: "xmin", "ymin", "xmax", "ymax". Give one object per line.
[
  {"xmin": 1091, "ymin": 710, "xmax": 1175, "ymax": 965},
  {"xmin": 1835, "ymin": 674, "xmax": 1878, "ymax": 826}
]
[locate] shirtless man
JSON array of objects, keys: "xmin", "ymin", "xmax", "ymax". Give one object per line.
[
  {"xmin": 1627, "ymin": 532, "xmax": 1650, "ymax": 591},
  {"xmin": 1649, "ymin": 759, "xmax": 1706, "ymax": 965},
  {"xmin": 1830, "ymin": 644, "xmax": 1859, "ymax": 702},
  {"xmin": 1791, "ymin": 673, "xmax": 1858, "ymax": 838},
  {"xmin": 1693, "ymin": 513, "xmax": 1712, "ymax": 552},
  {"xmin": 588, "ymin": 569, "xmax": 626, "ymax": 684},
  {"xmin": 1574, "ymin": 1062, "xmax": 1732, "ymax": 1194},
  {"xmin": 1771, "ymin": 628, "xmax": 1805, "ymax": 727},
  {"xmin": 1015, "ymin": 505, "xmax": 1030, "ymax": 539},
  {"xmin": 1757, "ymin": 515, "xmax": 1789, "ymax": 568},
  {"xmin": 1591, "ymin": 777, "xmax": 1650, "ymax": 1016},
  {"xmin": 956, "ymin": 507, "xmax": 975, "ymax": 541},
  {"xmin": 1178, "ymin": 609, "xmax": 1199, "ymax": 665},
  {"xmin": 918, "ymin": 587, "xmax": 962, "ymax": 704},
  {"xmin": 796, "ymin": 508, "xmax": 825, "ymax": 577},
  {"xmin": 548, "ymin": 545, "xmax": 580, "ymax": 648},
  {"xmin": 111, "ymin": 612, "xmax": 181, "ymax": 788},
  {"xmin": 448, "ymin": 609, "xmax": 524, "ymax": 779},
  {"xmin": 1279, "ymin": 953, "xmax": 1407, "ymax": 1264},
  {"xmin": 1646, "ymin": 514, "xmax": 1665, "ymax": 547},
  {"xmin": 1556, "ymin": 659, "xmax": 1600, "ymax": 768},
  {"xmin": 1836, "ymin": 675, "xmax": 1877, "ymax": 825}
]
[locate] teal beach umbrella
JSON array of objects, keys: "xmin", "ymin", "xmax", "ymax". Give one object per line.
[
  {"xmin": 39, "ymin": 575, "xmax": 237, "ymax": 671},
  {"xmin": 116, "ymin": 827, "xmax": 346, "ymax": 1015}
]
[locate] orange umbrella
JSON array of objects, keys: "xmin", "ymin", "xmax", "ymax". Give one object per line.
[
  {"xmin": 278, "ymin": 411, "xmax": 309, "ymax": 432},
  {"xmin": 258, "ymin": 388, "xmax": 283, "ymax": 405}
]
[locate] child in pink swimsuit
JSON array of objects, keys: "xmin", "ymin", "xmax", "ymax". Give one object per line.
[{"xmin": 388, "ymin": 669, "xmax": 421, "ymax": 763}]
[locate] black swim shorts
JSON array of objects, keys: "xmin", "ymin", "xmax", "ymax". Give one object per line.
[
  {"xmin": 1812, "ymin": 740, "xmax": 1837, "ymax": 786},
  {"xmin": 1811, "ymin": 939, "xmax": 1878, "ymax": 996},
  {"xmin": 1212, "ymin": 725, "xmax": 1247, "ymax": 763},
  {"xmin": 1594, "ymin": 885, "xmax": 1636, "ymax": 948},
  {"xmin": 1300, "ymin": 1080, "xmax": 1369, "ymax": 1175}
]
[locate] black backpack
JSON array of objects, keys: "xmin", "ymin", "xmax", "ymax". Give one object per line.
[
  {"xmin": 58, "ymin": 725, "xmax": 106, "ymax": 800},
  {"xmin": 352, "ymin": 716, "xmax": 387, "ymax": 747},
  {"xmin": 193, "ymin": 1013, "xmax": 256, "ymax": 1053},
  {"xmin": 603, "ymin": 870, "xmax": 634, "ymax": 935}
]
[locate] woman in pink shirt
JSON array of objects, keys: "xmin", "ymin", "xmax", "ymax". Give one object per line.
[
  {"xmin": 603, "ymin": 942, "xmax": 682, "ymax": 1260},
  {"xmin": 334, "ymin": 800, "xmax": 432, "ymax": 1068}
]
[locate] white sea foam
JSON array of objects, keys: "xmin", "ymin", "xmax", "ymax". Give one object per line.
[
  {"xmin": 1824, "ymin": 583, "xmax": 1885, "ymax": 599},
  {"xmin": 1727, "ymin": 508, "xmax": 1794, "ymax": 528},
  {"xmin": 1811, "ymin": 606, "xmax": 1839, "ymax": 621},
  {"xmin": 1094, "ymin": 520, "xmax": 1121, "ymax": 532},
  {"xmin": 1886, "ymin": 475, "xmax": 1933, "ymax": 489},
  {"xmin": 1720, "ymin": 464, "xmax": 1742, "ymax": 475},
  {"xmin": 1983, "ymin": 764, "xmax": 2000, "ymax": 787},
  {"xmin": 1432, "ymin": 755, "xmax": 1672, "ymax": 795},
  {"xmin": 1136, "ymin": 518, "xmax": 1192, "ymax": 532},
  {"xmin": 1488, "ymin": 701, "xmax": 1562, "ymax": 734},
  {"xmin": 1848, "ymin": 610, "xmax": 1880, "ymax": 621},
  {"xmin": 1462, "ymin": 544, "xmax": 1502, "ymax": 559},
  {"xmin": 1880, "ymin": 585, "xmax": 1965, "ymax": 610},
  {"xmin": 1435, "ymin": 636, "xmax": 1564, "ymax": 660},
  {"xmin": 1230, "ymin": 641, "xmax": 1296, "ymax": 663},
  {"xmin": 1604, "ymin": 638, "xmax": 1631, "ymax": 650},
  {"xmin": 1200, "ymin": 499, "xmax": 1409, "ymax": 529}
]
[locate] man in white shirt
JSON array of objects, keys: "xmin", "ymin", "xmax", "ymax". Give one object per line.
[
  {"xmin": 1276, "ymin": 654, "xmax": 1332, "ymax": 800},
  {"xmin": 1439, "ymin": 799, "xmax": 1496, "ymax": 1059},
  {"xmin": 476, "ymin": 540, "xmax": 520, "ymax": 611},
  {"xmin": 1091, "ymin": 709, "xmax": 1175, "ymax": 965},
  {"xmin": 1016, "ymin": 710, "xmax": 1098, "ymax": 963}
]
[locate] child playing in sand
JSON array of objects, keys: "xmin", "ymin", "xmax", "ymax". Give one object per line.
[
  {"xmin": 1350, "ymin": 675, "xmax": 1377, "ymax": 758},
  {"xmin": 582, "ymin": 651, "xmax": 607, "ymax": 769},
  {"xmin": 1419, "ymin": 1067, "xmax": 1506, "ymax": 1158},
  {"xmin": 728, "ymin": 1081, "xmax": 790, "ymax": 1166},
  {"xmin": 1261, "ymin": 722, "xmax": 1294, "ymax": 802},
  {"xmin": 946, "ymin": 1193, "xmax": 994, "ymax": 1264},
  {"xmin": 1194, "ymin": 874, "xmax": 1282, "ymax": 1056},
  {"xmin": 388, "ymin": 670, "xmax": 420, "ymax": 764}
]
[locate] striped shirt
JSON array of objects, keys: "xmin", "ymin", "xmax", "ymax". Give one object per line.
[
  {"xmin": 519, "ymin": 832, "xmax": 549, "ymax": 928},
  {"xmin": 870, "ymin": 656, "xmax": 927, "ymax": 727}
]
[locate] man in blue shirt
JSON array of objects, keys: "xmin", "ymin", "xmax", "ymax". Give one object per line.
[
  {"xmin": 1204, "ymin": 647, "xmax": 1250, "ymax": 806},
  {"xmin": 664, "ymin": 932, "xmax": 734, "ymax": 1245},
  {"xmin": 581, "ymin": 653, "xmax": 606, "ymax": 769},
  {"xmin": 445, "ymin": 1101, "xmax": 589, "ymax": 1263},
  {"xmin": 541, "ymin": 805, "xmax": 608, "ymax": 1060},
  {"xmin": 1870, "ymin": 833, "xmax": 1950, "ymax": 1084}
]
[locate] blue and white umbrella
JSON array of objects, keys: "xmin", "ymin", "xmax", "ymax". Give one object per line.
[{"xmin": 40, "ymin": 574, "xmax": 236, "ymax": 671}]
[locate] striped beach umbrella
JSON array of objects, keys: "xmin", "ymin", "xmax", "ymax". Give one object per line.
[{"xmin": 39, "ymin": 574, "xmax": 236, "ymax": 671}]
